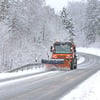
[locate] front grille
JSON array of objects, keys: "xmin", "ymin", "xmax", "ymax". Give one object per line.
[{"xmin": 57, "ymin": 55, "xmax": 66, "ymax": 59}]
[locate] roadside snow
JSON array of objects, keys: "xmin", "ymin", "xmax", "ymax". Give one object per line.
[
  {"xmin": 61, "ymin": 71, "xmax": 100, "ymax": 100},
  {"xmin": 61, "ymin": 47, "xmax": 100, "ymax": 100},
  {"xmin": 77, "ymin": 57, "xmax": 85, "ymax": 64},
  {"xmin": 0, "ymin": 67, "xmax": 46, "ymax": 80},
  {"xmin": 0, "ymin": 70, "xmax": 59, "ymax": 86},
  {"xmin": 77, "ymin": 47, "xmax": 100, "ymax": 56}
]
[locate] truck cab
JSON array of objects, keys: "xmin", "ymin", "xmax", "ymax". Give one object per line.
[{"xmin": 51, "ymin": 42, "xmax": 77, "ymax": 70}]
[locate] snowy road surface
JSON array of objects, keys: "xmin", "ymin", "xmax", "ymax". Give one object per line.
[
  {"xmin": 0, "ymin": 52, "xmax": 100, "ymax": 100},
  {"xmin": 61, "ymin": 71, "xmax": 100, "ymax": 100}
]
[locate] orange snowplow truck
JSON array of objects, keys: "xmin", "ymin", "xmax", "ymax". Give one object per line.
[{"xmin": 41, "ymin": 41, "xmax": 77, "ymax": 70}]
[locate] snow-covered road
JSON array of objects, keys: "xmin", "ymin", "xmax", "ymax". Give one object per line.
[
  {"xmin": 61, "ymin": 71, "xmax": 100, "ymax": 100},
  {"xmin": 0, "ymin": 47, "xmax": 100, "ymax": 100},
  {"xmin": 61, "ymin": 47, "xmax": 100, "ymax": 100}
]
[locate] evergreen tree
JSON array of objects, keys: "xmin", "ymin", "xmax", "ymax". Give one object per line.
[
  {"xmin": 61, "ymin": 7, "xmax": 75, "ymax": 41},
  {"xmin": 0, "ymin": 0, "xmax": 9, "ymax": 20},
  {"xmin": 86, "ymin": 0, "xmax": 100, "ymax": 44}
]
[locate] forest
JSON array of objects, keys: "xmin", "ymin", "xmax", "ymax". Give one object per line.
[{"xmin": 0, "ymin": 0, "xmax": 100, "ymax": 71}]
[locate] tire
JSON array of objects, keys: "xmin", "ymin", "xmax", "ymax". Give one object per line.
[
  {"xmin": 74, "ymin": 58, "xmax": 77, "ymax": 69},
  {"xmin": 74, "ymin": 65, "xmax": 77, "ymax": 69},
  {"xmin": 70, "ymin": 58, "xmax": 77, "ymax": 70},
  {"xmin": 70, "ymin": 61, "xmax": 74, "ymax": 70}
]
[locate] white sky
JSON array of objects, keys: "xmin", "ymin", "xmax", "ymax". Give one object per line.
[{"xmin": 45, "ymin": 0, "xmax": 85, "ymax": 12}]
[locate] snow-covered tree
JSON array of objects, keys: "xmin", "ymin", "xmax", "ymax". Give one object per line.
[
  {"xmin": 0, "ymin": 0, "xmax": 69, "ymax": 71},
  {"xmin": 86, "ymin": 0, "xmax": 100, "ymax": 44},
  {"xmin": 0, "ymin": 0, "xmax": 9, "ymax": 20},
  {"xmin": 61, "ymin": 7, "xmax": 75, "ymax": 41},
  {"xmin": 67, "ymin": 1, "xmax": 87, "ymax": 46}
]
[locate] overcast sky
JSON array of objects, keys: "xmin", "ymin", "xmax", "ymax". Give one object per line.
[{"xmin": 45, "ymin": 0, "xmax": 86, "ymax": 12}]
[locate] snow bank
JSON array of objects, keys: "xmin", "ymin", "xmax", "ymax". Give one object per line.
[
  {"xmin": 77, "ymin": 47, "xmax": 100, "ymax": 56},
  {"xmin": 0, "ymin": 71, "xmax": 60, "ymax": 86},
  {"xmin": 77, "ymin": 57, "xmax": 85, "ymax": 64},
  {"xmin": 0, "ymin": 67, "xmax": 46, "ymax": 80},
  {"xmin": 61, "ymin": 71, "xmax": 100, "ymax": 100}
]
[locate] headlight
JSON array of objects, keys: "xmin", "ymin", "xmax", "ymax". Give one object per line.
[{"xmin": 52, "ymin": 55, "xmax": 57, "ymax": 59}]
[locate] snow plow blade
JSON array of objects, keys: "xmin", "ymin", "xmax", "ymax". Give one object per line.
[{"xmin": 41, "ymin": 59, "xmax": 64, "ymax": 64}]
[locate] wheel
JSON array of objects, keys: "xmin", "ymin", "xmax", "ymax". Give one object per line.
[
  {"xmin": 74, "ymin": 65, "xmax": 77, "ymax": 69},
  {"xmin": 70, "ymin": 61, "xmax": 74, "ymax": 70},
  {"xmin": 74, "ymin": 58, "xmax": 77, "ymax": 69}
]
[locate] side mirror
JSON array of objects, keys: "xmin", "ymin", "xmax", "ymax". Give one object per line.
[{"xmin": 50, "ymin": 46, "xmax": 53, "ymax": 52}]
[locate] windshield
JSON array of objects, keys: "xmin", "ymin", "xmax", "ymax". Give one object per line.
[{"xmin": 54, "ymin": 43, "xmax": 72, "ymax": 54}]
